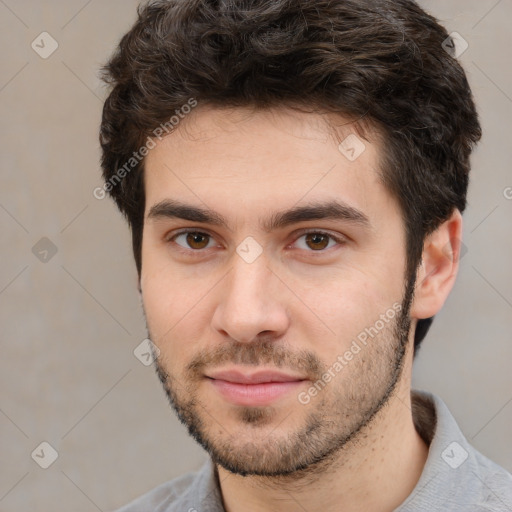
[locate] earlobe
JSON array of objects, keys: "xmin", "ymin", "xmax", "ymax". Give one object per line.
[{"xmin": 410, "ymin": 209, "xmax": 463, "ymax": 320}]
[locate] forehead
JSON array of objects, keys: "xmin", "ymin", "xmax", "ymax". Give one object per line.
[
  {"xmin": 143, "ymin": 105, "xmax": 395, "ymax": 228},
  {"xmin": 147, "ymin": 104, "xmax": 380, "ymax": 163}
]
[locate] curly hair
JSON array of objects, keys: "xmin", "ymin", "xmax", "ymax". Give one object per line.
[{"xmin": 99, "ymin": 0, "xmax": 481, "ymax": 356}]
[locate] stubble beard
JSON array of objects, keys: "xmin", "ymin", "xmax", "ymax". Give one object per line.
[{"xmin": 148, "ymin": 277, "xmax": 415, "ymax": 480}]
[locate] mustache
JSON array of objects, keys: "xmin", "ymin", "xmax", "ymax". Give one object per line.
[{"xmin": 185, "ymin": 340, "xmax": 326, "ymax": 381}]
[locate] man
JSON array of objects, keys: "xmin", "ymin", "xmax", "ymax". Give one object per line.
[{"xmin": 99, "ymin": 0, "xmax": 512, "ymax": 511}]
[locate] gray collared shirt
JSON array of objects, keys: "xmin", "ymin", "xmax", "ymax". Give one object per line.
[{"xmin": 113, "ymin": 390, "xmax": 512, "ymax": 511}]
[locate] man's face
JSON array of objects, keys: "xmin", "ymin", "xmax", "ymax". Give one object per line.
[{"xmin": 140, "ymin": 106, "xmax": 414, "ymax": 476}]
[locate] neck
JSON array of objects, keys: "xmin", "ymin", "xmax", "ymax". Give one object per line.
[{"xmin": 217, "ymin": 346, "xmax": 429, "ymax": 512}]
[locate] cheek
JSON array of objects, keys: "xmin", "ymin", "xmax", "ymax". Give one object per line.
[
  {"xmin": 293, "ymin": 272, "xmax": 401, "ymax": 355},
  {"xmin": 141, "ymin": 243, "xmax": 193, "ymax": 326},
  {"xmin": 141, "ymin": 264, "xmax": 215, "ymax": 368}
]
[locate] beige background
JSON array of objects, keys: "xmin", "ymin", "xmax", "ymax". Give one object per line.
[{"xmin": 1, "ymin": 1, "xmax": 511, "ymax": 510}]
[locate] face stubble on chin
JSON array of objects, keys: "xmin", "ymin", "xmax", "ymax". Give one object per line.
[{"xmin": 146, "ymin": 275, "xmax": 415, "ymax": 480}]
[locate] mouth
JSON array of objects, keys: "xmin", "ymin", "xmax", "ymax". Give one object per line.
[{"xmin": 205, "ymin": 368, "xmax": 308, "ymax": 406}]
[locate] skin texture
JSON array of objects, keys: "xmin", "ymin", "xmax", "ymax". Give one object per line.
[{"xmin": 140, "ymin": 105, "xmax": 462, "ymax": 512}]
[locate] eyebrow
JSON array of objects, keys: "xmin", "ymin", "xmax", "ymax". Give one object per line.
[{"xmin": 146, "ymin": 199, "xmax": 371, "ymax": 232}]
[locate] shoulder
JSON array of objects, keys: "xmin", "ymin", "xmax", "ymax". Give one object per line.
[
  {"xmin": 111, "ymin": 459, "xmax": 222, "ymax": 512},
  {"xmin": 111, "ymin": 472, "xmax": 196, "ymax": 512},
  {"xmin": 469, "ymin": 445, "xmax": 512, "ymax": 511},
  {"xmin": 401, "ymin": 390, "xmax": 512, "ymax": 511}
]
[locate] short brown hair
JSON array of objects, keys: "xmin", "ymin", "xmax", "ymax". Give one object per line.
[{"xmin": 99, "ymin": 0, "xmax": 481, "ymax": 355}]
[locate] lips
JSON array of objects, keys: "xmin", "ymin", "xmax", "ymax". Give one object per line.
[
  {"xmin": 207, "ymin": 369, "xmax": 306, "ymax": 384},
  {"xmin": 206, "ymin": 368, "xmax": 307, "ymax": 406}
]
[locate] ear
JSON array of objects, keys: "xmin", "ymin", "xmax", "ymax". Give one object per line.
[{"xmin": 410, "ymin": 209, "xmax": 463, "ymax": 320}]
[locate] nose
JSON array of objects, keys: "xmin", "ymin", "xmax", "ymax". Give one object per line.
[{"xmin": 211, "ymin": 254, "xmax": 290, "ymax": 344}]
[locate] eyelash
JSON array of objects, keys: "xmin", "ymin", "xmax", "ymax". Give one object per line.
[{"xmin": 165, "ymin": 229, "xmax": 347, "ymax": 257}]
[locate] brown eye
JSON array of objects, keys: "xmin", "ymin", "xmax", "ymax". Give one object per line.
[
  {"xmin": 170, "ymin": 231, "xmax": 215, "ymax": 251},
  {"xmin": 293, "ymin": 231, "xmax": 346, "ymax": 252},
  {"xmin": 185, "ymin": 232, "xmax": 211, "ymax": 249},
  {"xmin": 304, "ymin": 233, "xmax": 330, "ymax": 250}
]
